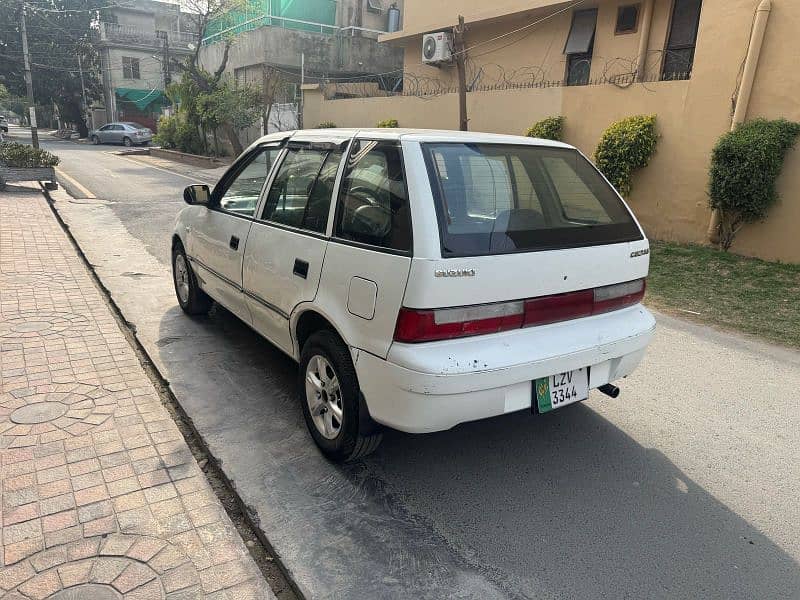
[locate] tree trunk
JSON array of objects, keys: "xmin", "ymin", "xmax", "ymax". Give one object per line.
[{"xmin": 220, "ymin": 121, "xmax": 243, "ymax": 156}]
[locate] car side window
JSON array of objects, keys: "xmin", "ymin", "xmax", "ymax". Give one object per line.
[
  {"xmin": 216, "ymin": 147, "xmax": 280, "ymax": 218},
  {"xmin": 262, "ymin": 148, "xmax": 342, "ymax": 233},
  {"xmin": 335, "ymin": 140, "xmax": 411, "ymax": 252},
  {"xmin": 99, "ymin": 125, "xmax": 111, "ymax": 131}
]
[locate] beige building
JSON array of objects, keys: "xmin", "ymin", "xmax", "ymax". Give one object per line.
[{"xmin": 304, "ymin": 0, "xmax": 800, "ymax": 263}]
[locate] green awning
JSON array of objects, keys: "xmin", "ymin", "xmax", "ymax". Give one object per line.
[{"xmin": 115, "ymin": 88, "xmax": 166, "ymax": 111}]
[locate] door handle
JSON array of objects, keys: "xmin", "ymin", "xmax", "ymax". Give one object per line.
[
  {"xmin": 293, "ymin": 259, "xmax": 309, "ymax": 279},
  {"xmin": 229, "ymin": 235, "xmax": 240, "ymax": 251}
]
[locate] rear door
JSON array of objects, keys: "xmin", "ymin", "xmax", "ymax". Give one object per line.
[
  {"xmin": 314, "ymin": 138, "xmax": 413, "ymax": 359},
  {"xmin": 403, "ymin": 141, "xmax": 649, "ymax": 310},
  {"xmin": 188, "ymin": 144, "xmax": 281, "ymax": 323},
  {"xmin": 243, "ymin": 139, "xmax": 345, "ymax": 355}
]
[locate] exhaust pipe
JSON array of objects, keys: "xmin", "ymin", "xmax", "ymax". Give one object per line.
[{"xmin": 598, "ymin": 384, "xmax": 620, "ymax": 398}]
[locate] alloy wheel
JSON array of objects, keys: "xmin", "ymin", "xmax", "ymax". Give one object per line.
[
  {"xmin": 174, "ymin": 254, "xmax": 190, "ymax": 304},
  {"xmin": 305, "ymin": 355, "xmax": 344, "ymax": 440}
]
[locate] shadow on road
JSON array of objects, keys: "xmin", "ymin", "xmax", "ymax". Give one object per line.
[{"xmin": 157, "ymin": 303, "xmax": 800, "ymax": 599}]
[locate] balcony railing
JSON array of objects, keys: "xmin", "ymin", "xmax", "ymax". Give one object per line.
[{"xmin": 95, "ymin": 22, "xmax": 198, "ymax": 50}]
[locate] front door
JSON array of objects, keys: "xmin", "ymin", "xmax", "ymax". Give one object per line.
[
  {"xmin": 243, "ymin": 142, "xmax": 345, "ymax": 355},
  {"xmin": 188, "ymin": 145, "xmax": 280, "ymax": 323}
]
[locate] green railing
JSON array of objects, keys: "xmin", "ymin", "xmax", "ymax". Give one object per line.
[{"xmin": 203, "ymin": 0, "xmax": 337, "ymax": 44}]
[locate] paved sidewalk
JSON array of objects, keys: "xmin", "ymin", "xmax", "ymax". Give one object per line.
[{"xmin": 0, "ymin": 184, "xmax": 274, "ymax": 599}]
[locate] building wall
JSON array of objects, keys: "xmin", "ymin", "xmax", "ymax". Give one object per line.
[{"xmin": 305, "ymin": 0, "xmax": 800, "ymax": 263}]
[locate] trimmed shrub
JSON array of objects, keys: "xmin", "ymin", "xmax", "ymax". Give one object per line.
[
  {"xmin": 376, "ymin": 118, "xmax": 399, "ymax": 128},
  {"xmin": 153, "ymin": 115, "xmax": 178, "ymax": 148},
  {"xmin": 594, "ymin": 114, "xmax": 658, "ymax": 197},
  {"xmin": 0, "ymin": 142, "xmax": 60, "ymax": 168},
  {"xmin": 317, "ymin": 121, "xmax": 337, "ymax": 128},
  {"xmin": 154, "ymin": 115, "xmax": 203, "ymax": 154},
  {"xmin": 525, "ymin": 116, "xmax": 564, "ymax": 141},
  {"xmin": 709, "ymin": 118, "xmax": 800, "ymax": 250}
]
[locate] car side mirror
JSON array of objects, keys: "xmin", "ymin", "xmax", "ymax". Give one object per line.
[{"xmin": 183, "ymin": 184, "xmax": 211, "ymax": 206}]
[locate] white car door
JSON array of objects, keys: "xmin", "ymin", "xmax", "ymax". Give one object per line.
[
  {"xmin": 188, "ymin": 144, "xmax": 280, "ymax": 324},
  {"xmin": 242, "ymin": 138, "xmax": 346, "ymax": 355}
]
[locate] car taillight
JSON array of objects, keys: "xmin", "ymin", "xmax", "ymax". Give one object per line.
[
  {"xmin": 394, "ymin": 301, "xmax": 524, "ymax": 343},
  {"xmin": 394, "ymin": 279, "xmax": 646, "ymax": 343},
  {"xmin": 593, "ymin": 278, "xmax": 646, "ymax": 314}
]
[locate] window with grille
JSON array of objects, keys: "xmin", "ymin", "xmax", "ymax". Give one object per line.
[
  {"xmin": 563, "ymin": 9, "xmax": 597, "ymax": 86},
  {"xmin": 615, "ymin": 5, "xmax": 640, "ymax": 34},
  {"xmin": 366, "ymin": 0, "xmax": 383, "ymax": 14},
  {"xmin": 122, "ymin": 56, "xmax": 140, "ymax": 80},
  {"xmin": 662, "ymin": 0, "xmax": 703, "ymax": 80}
]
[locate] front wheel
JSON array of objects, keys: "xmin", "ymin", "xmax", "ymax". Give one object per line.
[
  {"xmin": 123, "ymin": 136, "xmax": 133, "ymax": 147},
  {"xmin": 91, "ymin": 135, "xmax": 100, "ymax": 145},
  {"xmin": 172, "ymin": 243, "xmax": 212, "ymax": 315},
  {"xmin": 300, "ymin": 331, "xmax": 382, "ymax": 462}
]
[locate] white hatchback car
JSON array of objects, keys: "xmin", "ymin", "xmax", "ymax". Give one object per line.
[{"xmin": 172, "ymin": 129, "xmax": 655, "ymax": 461}]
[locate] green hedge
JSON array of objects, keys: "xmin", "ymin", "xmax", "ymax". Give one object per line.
[
  {"xmin": 709, "ymin": 118, "xmax": 800, "ymax": 250},
  {"xmin": 154, "ymin": 115, "xmax": 204, "ymax": 155},
  {"xmin": 0, "ymin": 142, "xmax": 60, "ymax": 168},
  {"xmin": 376, "ymin": 118, "xmax": 399, "ymax": 128},
  {"xmin": 594, "ymin": 115, "xmax": 658, "ymax": 197},
  {"xmin": 525, "ymin": 116, "xmax": 564, "ymax": 141}
]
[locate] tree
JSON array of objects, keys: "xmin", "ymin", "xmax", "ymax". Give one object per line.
[
  {"xmin": 170, "ymin": 0, "xmax": 256, "ymax": 155},
  {"xmin": 0, "ymin": 1, "xmax": 105, "ymax": 137}
]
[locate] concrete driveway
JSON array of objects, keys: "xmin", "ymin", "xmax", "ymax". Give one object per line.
[{"xmin": 29, "ymin": 131, "xmax": 800, "ymax": 599}]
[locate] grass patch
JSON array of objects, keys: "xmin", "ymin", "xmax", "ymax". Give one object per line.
[{"xmin": 647, "ymin": 241, "xmax": 800, "ymax": 348}]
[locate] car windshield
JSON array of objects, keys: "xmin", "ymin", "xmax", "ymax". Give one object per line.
[{"xmin": 422, "ymin": 143, "xmax": 643, "ymax": 256}]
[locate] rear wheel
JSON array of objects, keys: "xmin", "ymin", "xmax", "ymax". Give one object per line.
[
  {"xmin": 91, "ymin": 135, "xmax": 99, "ymax": 145},
  {"xmin": 172, "ymin": 242, "xmax": 212, "ymax": 315},
  {"xmin": 123, "ymin": 136, "xmax": 133, "ymax": 147},
  {"xmin": 300, "ymin": 330, "xmax": 382, "ymax": 462}
]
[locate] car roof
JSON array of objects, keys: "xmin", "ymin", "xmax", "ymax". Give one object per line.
[{"xmin": 249, "ymin": 128, "xmax": 574, "ymax": 149}]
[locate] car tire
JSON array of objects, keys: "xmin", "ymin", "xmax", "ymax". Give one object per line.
[
  {"xmin": 299, "ymin": 330, "xmax": 382, "ymax": 462},
  {"xmin": 123, "ymin": 136, "xmax": 133, "ymax": 147},
  {"xmin": 91, "ymin": 135, "xmax": 100, "ymax": 145},
  {"xmin": 172, "ymin": 242, "xmax": 212, "ymax": 315}
]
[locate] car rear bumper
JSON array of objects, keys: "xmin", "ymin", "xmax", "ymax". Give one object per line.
[{"xmin": 354, "ymin": 305, "xmax": 655, "ymax": 433}]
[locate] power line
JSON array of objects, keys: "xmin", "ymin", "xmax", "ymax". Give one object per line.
[{"xmin": 457, "ymin": 0, "xmax": 587, "ymax": 58}]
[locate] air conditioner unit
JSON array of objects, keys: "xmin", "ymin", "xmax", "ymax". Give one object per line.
[{"xmin": 422, "ymin": 31, "xmax": 453, "ymax": 64}]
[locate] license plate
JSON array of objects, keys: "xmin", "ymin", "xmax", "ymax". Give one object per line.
[{"xmin": 534, "ymin": 368, "xmax": 589, "ymax": 413}]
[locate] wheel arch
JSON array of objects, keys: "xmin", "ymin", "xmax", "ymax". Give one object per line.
[{"xmin": 292, "ymin": 306, "xmax": 349, "ymax": 361}]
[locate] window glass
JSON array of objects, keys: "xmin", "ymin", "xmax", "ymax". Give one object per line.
[
  {"xmin": 615, "ymin": 5, "xmax": 639, "ymax": 34},
  {"xmin": 218, "ymin": 147, "xmax": 280, "ymax": 217},
  {"xmin": 99, "ymin": 125, "xmax": 112, "ymax": 131},
  {"xmin": 336, "ymin": 141, "xmax": 411, "ymax": 252},
  {"xmin": 423, "ymin": 143, "xmax": 642, "ymax": 256},
  {"xmin": 564, "ymin": 9, "xmax": 597, "ymax": 86},
  {"xmin": 662, "ymin": 0, "xmax": 702, "ymax": 80},
  {"xmin": 262, "ymin": 148, "xmax": 340, "ymax": 232}
]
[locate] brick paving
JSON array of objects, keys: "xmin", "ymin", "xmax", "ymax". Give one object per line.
[{"xmin": 0, "ymin": 185, "xmax": 274, "ymax": 599}]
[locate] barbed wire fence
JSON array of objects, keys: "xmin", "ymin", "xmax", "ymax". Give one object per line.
[{"xmin": 316, "ymin": 49, "xmax": 691, "ymax": 101}]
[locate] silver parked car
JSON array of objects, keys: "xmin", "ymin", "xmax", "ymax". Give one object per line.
[{"xmin": 90, "ymin": 122, "xmax": 152, "ymax": 147}]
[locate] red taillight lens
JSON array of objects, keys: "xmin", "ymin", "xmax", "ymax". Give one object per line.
[
  {"xmin": 394, "ymin": 302, "xmax": 524, "ymax": 343},
  {"xmin": 394, "ymin": 279, "xmax": 645, "ymax": 343},
  {"xmin": 593, "ymin": 278, "xmax": 646, "ymax": 314},
  {"xmin": 523, "ymin": 289, "xmax": 593, "ymax": 327}
]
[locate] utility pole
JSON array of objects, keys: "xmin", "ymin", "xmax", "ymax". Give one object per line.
[
  {"xmin": 162, "ymin": 33, "xmax": 171, "ymax": 86},
  {"xmin": 453, "ymin": 15, "xmax": 468, "ymax": 131},
  {"xmin": 20, "ymin": 3, "xmax": 39, "ymax": 148},
  {"xmin": 77, "ymin": 52, "xmax": 90, "ymax": 131},
  {"xmin": 298, "ymin": 52, "xmax": 305, "ymax": 129}
]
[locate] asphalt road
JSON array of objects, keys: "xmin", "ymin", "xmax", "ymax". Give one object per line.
[
  {"xmin": 27, "ymin": 129, "xmax": 225, "ymax": 266},
  {"xmin": 20, "ymin": 128, "xmax": 800, "ymax": 598}
]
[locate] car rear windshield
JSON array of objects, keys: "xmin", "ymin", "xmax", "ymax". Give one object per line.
[{"xmin": 422, "ymin": 143, "xmax": 643, "ymax": 256}]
